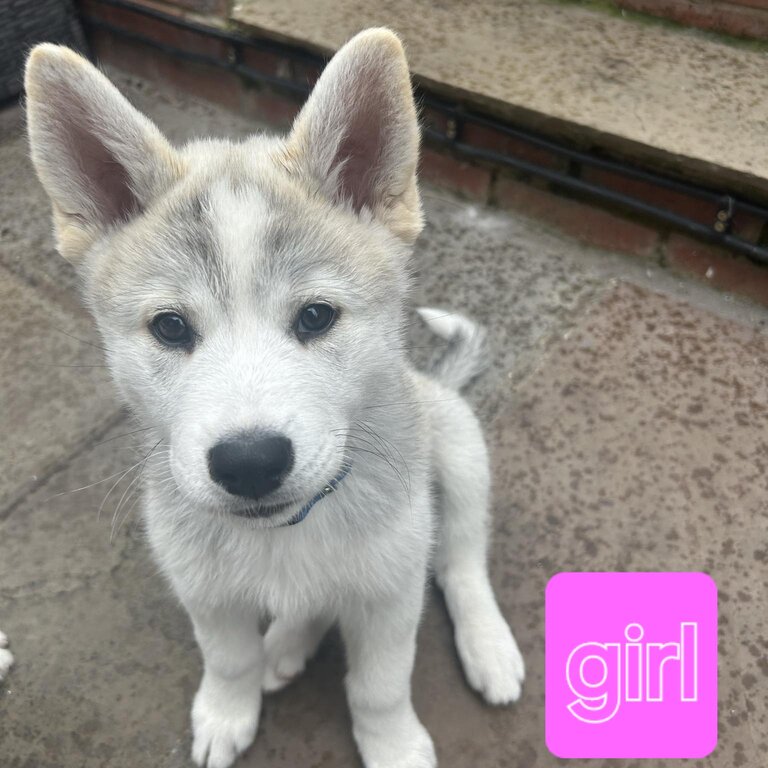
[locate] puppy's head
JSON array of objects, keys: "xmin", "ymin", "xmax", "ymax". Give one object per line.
[{"xmin": 26, "ymin": 29, "xmax": 421, "ymax": 526}]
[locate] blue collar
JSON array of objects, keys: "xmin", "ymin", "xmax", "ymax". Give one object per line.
[{"xmin": 283, "ymin": 464, "xmax": 351, "ymax": 526}]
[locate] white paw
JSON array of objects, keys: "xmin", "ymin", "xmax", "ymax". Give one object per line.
[
  {"xmin": 262, "ymin": 617, "xmax": 326, "ymax": 693},
  {"xmin": 355, "ymin": 715, "xmax": 436, "ymax": 768},
  {"xmin": 262, "ymin": 649, "xmax": 305, "ymax": 693},
  {"xmin": 191, "ymin": 684, "xmax": 260, "ymax": 768},
  {"xmin": 456, "ymin": 613, "xmax": 525, "ymax": 705},
  {"xmin": 0, "ymin": 630, "xmax": 14, "ymax": 681}
]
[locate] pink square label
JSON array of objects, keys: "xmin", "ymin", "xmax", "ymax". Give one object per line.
[{"xmin": 546, "ymin": 572, "xmax": 717, "ymax": 758}]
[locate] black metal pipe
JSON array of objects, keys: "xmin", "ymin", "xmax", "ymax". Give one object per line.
[
  {"xmin": 422, "ymin": 98, "xmax": 768, "ymax": 219},
  {"xmin": 425, "ymin": 130, "xmax": 768, "ymax": 263},
  {"xmin": 79, "ymin": 0, "xmax": 768, "ymax": 266}
]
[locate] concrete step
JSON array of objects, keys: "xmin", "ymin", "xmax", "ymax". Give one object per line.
[{"xmin": 230, "ymin": 0, "xmax": 768, "ymax": 201}]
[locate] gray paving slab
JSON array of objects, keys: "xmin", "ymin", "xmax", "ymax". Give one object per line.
[
  {"xmin": 0, "ymin": 267, "xmax": 121, "ymax": 514},
  {"xmin": 488, "ymin": 282, "xmax": 768, "ymax": 767},
  {"xmin": 0, "ymin": 106, "xmax": 80, "ymax": 309},
  {"xmin": 0, "ymin": 424, "xmax": 196, "ymax": 768}
]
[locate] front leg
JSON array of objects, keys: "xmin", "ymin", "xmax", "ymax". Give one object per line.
[
  {"xmin": 187, "ymin": 604, "xmax": 264, "ymax": 768},
  {"xmin": 262, "ymin": 613, "xmax": 334, "ymax": 693},
  {"xmin": 340, "ymin": 582, "xmax": 436, "ymax": 768}
]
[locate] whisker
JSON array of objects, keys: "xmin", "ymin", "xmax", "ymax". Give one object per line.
[
  {"xmin": 356, "ymin": 420, "xmax": 411, "ymax": 493},
  {"xmin": 361, "ymin": 397, "xmax": 459, "ymax": 410},
  {"xmin": 52, "ymin": 328, "xmax": 107, "ymax": 352},
  {"xmin": 400, "ymin": 310, "xmax": 459, "ymax": 331},
  {"xmin": 24, "ymin": 363, "xmax": 110, "ymax": 369},
  {"xmin": 45, "ymin": 457, "xmax": 151, "ymax": 502},
  {"xmin": 97, "ymin": 439, "xmax": 162, "ymax": 522},
  {"xmin": 111, "ymin": 472, "xmax": 141, "ymax": 541},
  {"xmin": 396, "ymin": 342, "xmax": 452, "ymax": 351},
  {"xmin": 90, "ymin": 425, "xmax": 156, "ymax": 449},
  {"xmin": 342, "ymin": 443, "xmax": 410, "ymax": 505},
  {"xmin": 109, "ymin": 440, "xmax": 164, "ymax": 541},
  {"xmin": 117, "ymin": 491, "xmax": 144, "ymax": 528}
]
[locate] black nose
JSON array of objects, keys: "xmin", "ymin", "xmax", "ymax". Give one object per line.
[{"xmin": 208, "ymin": 433, "xmax": 294, "ymax": 500}]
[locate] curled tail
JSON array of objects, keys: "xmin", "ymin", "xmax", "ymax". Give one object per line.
[{"xmin": 417, "ymin": 307, "xmax": 488, "ymax": 390}]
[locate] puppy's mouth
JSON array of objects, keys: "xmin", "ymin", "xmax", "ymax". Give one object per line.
[
  {"xmin": 231, "ymin": 464, "xmax": 351, "ymax": 526},
  {"xmin": 231, "ymin": 500, "xmax": 293, "ymax": 519}
]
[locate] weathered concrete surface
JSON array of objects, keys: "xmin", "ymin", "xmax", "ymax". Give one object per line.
[
  {"xmin": 0, "ymin": 267, "xmax": 121, "ymax": 513},
  {"xmin": 0, "ymin": 108, "xmax": 80, "ymax": 310},
  {"xmin": 486, "ymin": 283, "xmax": 768, "ymax": 767},
  {"xmin": 231, "ymin": 0, "xmax": 768, "ymax": 198},
  {"xmin": 0, "ymin": 425, "xmax": 197, "ymax": 768},
  {"xmin": 1, "ymin": 69, "xmax": 767, "ymax": 768}
]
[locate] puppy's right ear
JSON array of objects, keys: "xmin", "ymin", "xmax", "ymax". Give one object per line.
[{"xmin": 25, "ymin": 45, "xmax": 182, "ymax": 262}]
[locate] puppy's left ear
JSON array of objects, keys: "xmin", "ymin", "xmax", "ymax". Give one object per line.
[{"xmin": 284, "ymin": 28, "xmax": 423, "ymax": 244}]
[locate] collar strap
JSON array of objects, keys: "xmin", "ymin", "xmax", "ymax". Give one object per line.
[{"xmin": 283, "ymin": 464, "xmax": 351, "ymax": 526}]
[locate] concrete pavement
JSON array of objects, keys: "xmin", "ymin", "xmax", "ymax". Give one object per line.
[{"xmin": 0, "ymin": 69, "xmax": 766, "ymax": 767}]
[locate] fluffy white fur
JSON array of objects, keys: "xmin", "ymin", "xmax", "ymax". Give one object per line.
[
  {"xmin": 0, "ymin": 630, "xmax": 13, "ymax": 682},
  {"xmin": 25, "ymin": 29, "xmax": 524, "ymax": 768}
]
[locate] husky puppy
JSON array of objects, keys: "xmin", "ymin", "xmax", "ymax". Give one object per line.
[{"xmin": 25, "ymin": 29, "xmax": 524, "ymax": 768}]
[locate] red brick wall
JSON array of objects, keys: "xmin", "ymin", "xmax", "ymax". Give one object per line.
[
  {"xmin": 127, "ymin": 0, "xmax": 229, "ymax": 19},
  {"xmin": 613, "ymin": 0, "xmax": 768, "ymax": 40}
]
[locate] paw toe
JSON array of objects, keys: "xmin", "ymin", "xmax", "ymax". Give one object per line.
[
  {"xmin": 457, "ymin": 620, "xmax": 525, "ymax": 706},
  {"xmin": 191, "ymin": 690, "xmax": 259, "ymax": 768},
  {"xmin": 262, "ymin": 651, "xmax": 306, "ymax": 693},
  {"xmin": 261, "ymin": 664, "xmax": 294, "ymax": 693}
]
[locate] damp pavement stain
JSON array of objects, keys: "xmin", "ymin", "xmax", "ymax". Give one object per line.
[
  {"xmin": 487, "ymin": 283, "xmax": 768, "ymax": 767},
  {"xmin": 1, "ymin": 69, "xmax": 767, "ymax": 767}
]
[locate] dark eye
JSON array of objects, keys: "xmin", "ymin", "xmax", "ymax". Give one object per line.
[
  {"xmin": 296, "ymin": 303, "xmax": 337, "ymax": 341},
  {"xmin": 151, "ymin": 312, "xmax": 193, "ymax": 348}
]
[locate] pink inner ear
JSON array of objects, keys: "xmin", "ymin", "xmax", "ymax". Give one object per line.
[
  {"xmin": 330, "ymin": 86, "xmax": 387, "ymax": 213},
  {"xmin": 67, "ymin": 119, "xmax": 139, "ymax": 224}
]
